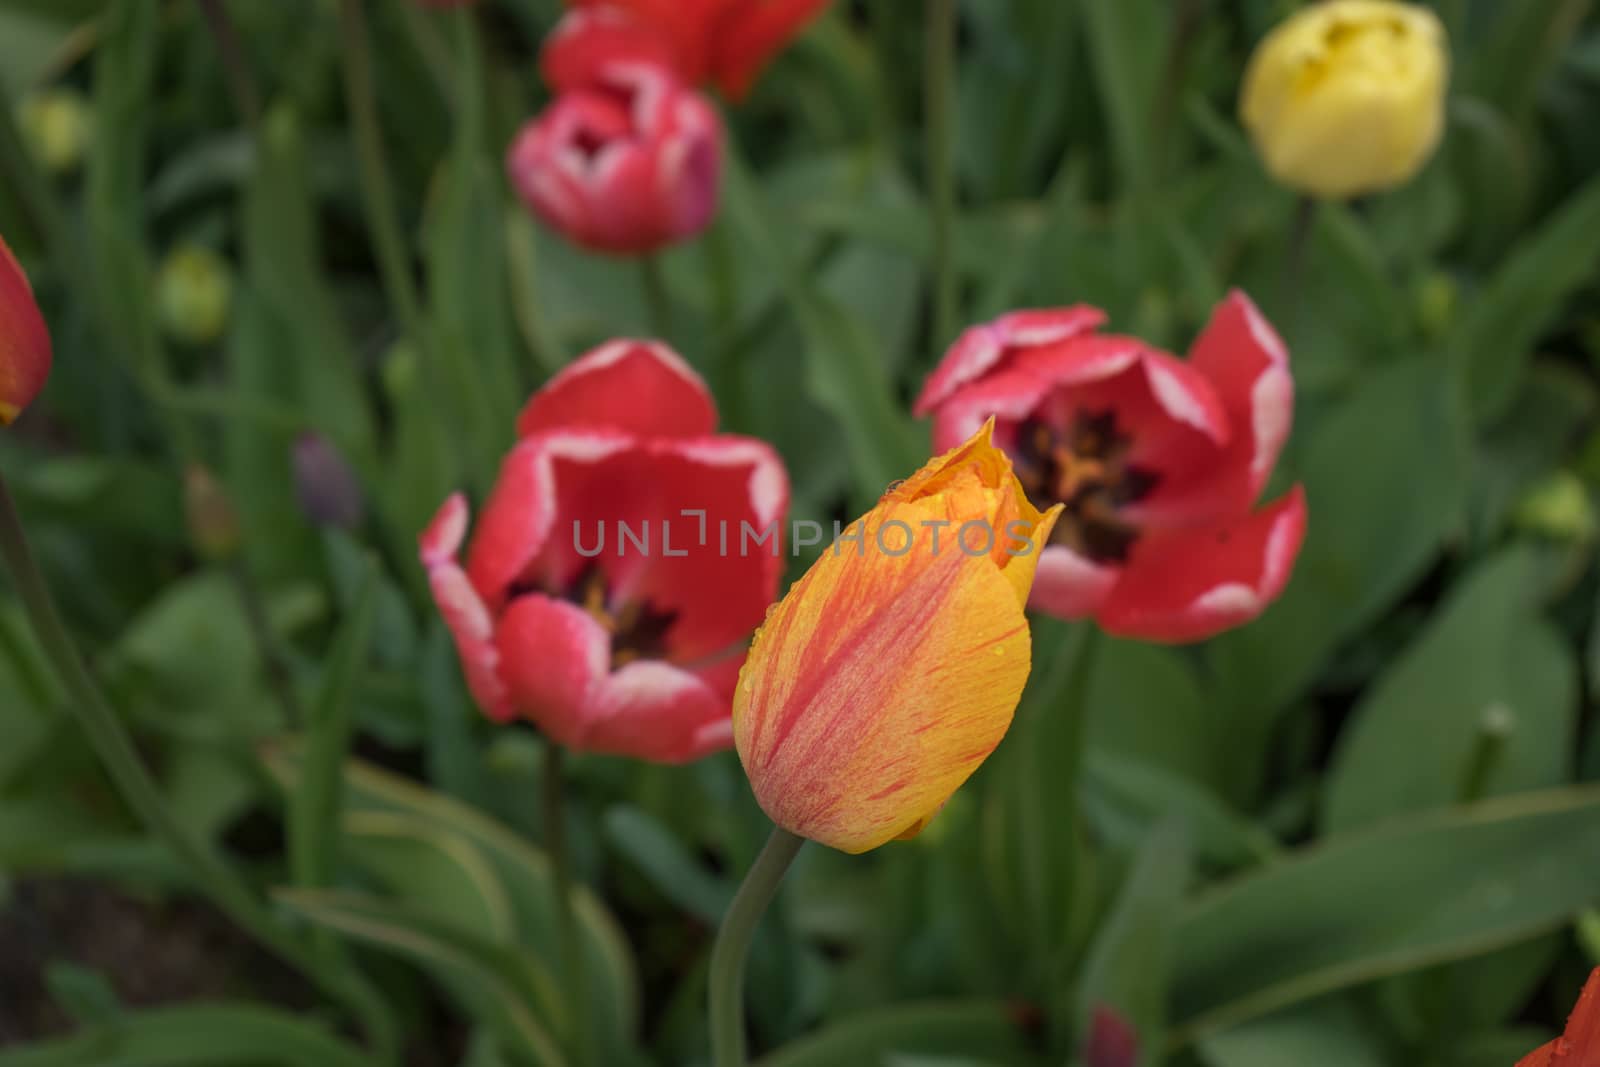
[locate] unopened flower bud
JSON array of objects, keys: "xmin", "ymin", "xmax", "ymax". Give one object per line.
[
  {"xmin": 157, "ymin": 244, "xmax": 233, "ymax": 347},
  {"xmin": 292, "ymin": 433, "xmax": 365, "ymax": 531},
  {"xmin": 16, "ymin": 88, "xmax": 91, "ymax": 177},
  {"xmin": 1511, "ymin": 471, "xmax": 1596, "ymax": 543},
  {"xmin": 1084, "ymin": 1005, "xmax": 1139, "ymax": 1067},
  {"xmin": 184, "ymin": 464, "xmax": 241, "ymax": 561}
]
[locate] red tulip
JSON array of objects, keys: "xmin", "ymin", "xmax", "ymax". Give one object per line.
[
  {"xmin": 1518, "ymin": 967, "xmax": 1600, "ymax": 1066},
  {"xmin": 507, "ymin": 60, "xmax": 721, "ymax": 255},
  {"xmin": 914, "ymin": 291, "xmax": 1306, "ymax": 643},
  {"xmin": 544, "ymin": 0, "xmax": 830, "ymax": 99},
  {"xmin": 1084, "ymin": 1005, "xmax": 1139, "ymax": 1067},
  {"xmin": 419, "ymin": 340, "xmax": 788, "ymax": 763},
  {"xmin": 0, "ymin": 234, "xmax": 52, "ymax": 425}
]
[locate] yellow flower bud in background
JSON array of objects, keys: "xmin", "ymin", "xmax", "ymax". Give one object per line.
[
  {"xmin": 16, "ymin": 88, "xmax": 91, "ymax": 177},
  {"xmin": 1240, "ymin": 0, "xmax": 1449, "ymax": 200},
  {"xmin": 157, "ymin": 244, "xmax": 234, "ymax": 347}
]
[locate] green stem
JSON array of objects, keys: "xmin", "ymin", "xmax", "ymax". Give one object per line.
[
  {"xmin": 924, "ymin": 0, "xmax": 958, "ymax": 347},
  {"xmin": 543, "ymin": 742, "xmax": 588, "ymax": 1064},
  {"xmin": 197, "ymin": 0, "xmax": 262, "ymax": 132},
  {"xmin": 641, "ymin": 256, "xmax": 674, "ymax": 342},
  {"xmin": 228, "ymin": 558, "xmax": 304, "ymax": 728},
  {"xmin": 0, "ymin": 468, "xmax": 397, "ymax": 1062},
  {"xmin": 708, "ymin": 826, "xmax": 805, "ymax": 1066}
]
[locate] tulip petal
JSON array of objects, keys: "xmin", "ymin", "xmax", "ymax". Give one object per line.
[
  {"xmin": 0, "ymin": 234, "xmax": 52, "ymax": 424},
  {"xmin": 1028, "ymin": 544, "xmax": 1121, "ymax": 620},
  {"xmin": 734, "ymin": 520, "xmax": 1032, "ymax": 854},
  {"xmin": 541, "ymin": 7, "xmax": 681, "ymax": 93},
  {"xmin": 494, "ymin": 593, "xmax": 611, "ymax": 745},
  {"xmin": 515, "ymin": 339, "xmax": 716, "ymax": 439},
  {"xmin": 587, "ymin": 660, "xmax": 732, "ymax": 762},
  {"xmin": 1096, "ymin": 486, "xmax": 1307, "ymax": 643},
  {"xmin": 914, "ymin": 305, "xmax": 1105, "ymax": 417},
  {"xmin": 420, "ymin": 495, "xmax": 513, "ymax": 722},
  {"xmin": 1179, "ymin": 290, "xmax": 1294, "ymax": 515},
  {"xmin": 1517, "ymin": 967, "xmax": 1600, "ymax": 1066},
  {"xmin": 709, "ymin": 0, "xmax": 831, "ymax": 98}
]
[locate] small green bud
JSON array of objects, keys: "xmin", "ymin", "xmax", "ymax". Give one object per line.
[
  {"xmin": 16, "ymin": 88, "xmax": 91, "ymax": 176},
  {"xmin": 157, "ymin": 244, "xmax": 234, "ymax": 347}
]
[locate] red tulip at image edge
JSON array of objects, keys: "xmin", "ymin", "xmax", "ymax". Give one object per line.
[
  {"xmin": 544, "ymin": 0, "xmax": 832, "ymax": 99},
  {"xmin": 1519, "ymin": 968, "xmax": 1600, "ymax": 1066},
  {"xmin": 419, "ymin": 340, "xmax": 789, "ymax": 764},
  {"xmin": 915, "ymin": 291, "xmax": 1307, "ymax": 643}
]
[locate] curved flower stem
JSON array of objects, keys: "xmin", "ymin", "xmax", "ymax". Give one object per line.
[
  {"xmin": 543, "ymin": 742, "xmax": 589, "ymax": 1064},
  {"xmin": 709, "ymin": 826, "xmax": 806, "ymax": 1066},
  {"xmin": 925, "ymin": 0, "xmax": 958, "ymax": 347},
  {"xmin": 0, "ymin": 469, "xmax": 397, "ymax": 1062}
]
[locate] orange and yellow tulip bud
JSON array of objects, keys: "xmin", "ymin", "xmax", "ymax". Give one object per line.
[
  {"xmin": 0, "ymin": 234, "xmax": 52, "ymax": 426},
  {"xmin": 732, "ymin": 422, "xmax": 1063, "ymax": 854},
  {"xmin": 1240, "ymin": 0, "xmax": 1448, "ymax": 200}
]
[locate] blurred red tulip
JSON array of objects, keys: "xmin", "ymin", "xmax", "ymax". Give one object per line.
[
  {"xmin": 419, "ymin": 340, "xmax": 788, "ymax": 763},
  {"xmin": 1518, "ymin": 968, "xmax": 1600, "ymax": 1066},
  {"xmin": 0, "ymin": 233, "xmax": 52, "ymax": 426},
  {"xmin": 507, "ymin": 60, "xmax": 721, "ymax": 255},
  {"xmin": 1084, "ymin": 1005, "xmax": 1139, "ymax": 1067},
  {"xmin": 545, "ymin": 0, "xmax": 831, "ymax": 99},
  {"xmin": 915, "ymin": 291, "xmax": 1306, "ymax": 643}
]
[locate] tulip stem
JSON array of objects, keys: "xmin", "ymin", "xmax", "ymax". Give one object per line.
[
  {"xmin": 709, "ymin": 826, "xmax": 805, "ymax": 1066},
  {"xmin": 925, "ymin": 0, "xmax": 958, "ymax": 348},
  {"xmin": 642, "ymin": 256, "xmax": 675, "ymax": 342},
  {"xmin": 543, "ymin": 742, "xmax": 588, "ymax": 1063},
  {"xmin": 197, "ymin": 0, "xmax": 262, "ymax": 132},
  {"xmin": 0, "ymin": 468, "xmax": 397, "ymax": 1061}
]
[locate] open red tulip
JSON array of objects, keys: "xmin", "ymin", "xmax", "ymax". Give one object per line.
[
  {"xmin": 544, "ymin": 0, "xmax": 831, "ymax": 100},
  {"xmin": 507, "ymin": 60, "xmax": 721, "ymax": 255},
  {"xmin": 914, "ymin": 291, "xmax": 1306, "ymax": 643},
  {"xmin": 420, "ymin": 340, "xmax": 788, "ymax": 763}
]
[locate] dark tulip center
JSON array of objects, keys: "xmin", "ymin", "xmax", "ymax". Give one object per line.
[{"xmin": 1012, "ymin": 411, "xmax": 1159, "ymax": 564}]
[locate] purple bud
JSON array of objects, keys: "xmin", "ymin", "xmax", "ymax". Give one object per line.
[
  {"xmin": 1084, "ymin": 1005, "xmax": 1139, "ymax": 1067},
  {"xmin": 292, "ymin": 433, "xmax": 364, "ymax": 531}
]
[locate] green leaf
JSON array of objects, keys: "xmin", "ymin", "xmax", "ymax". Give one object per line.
[
  {"xmin": 288, "ymin": 554, "xmax": 377, "ymax": 888},
  {"xmin": 274, "ymin": 888, "xmax": 568, "ymax": 1067},
  {"xmin": 1082, "ymin": 753, "xmax": 1277, "ymax": 873},
  {"xmin": 1323, "ymin": 545, "xmax": 1578, "ymax": 832},
  {"xmin": 1074, "ymin": 818, "xmax": 1190, "ymax": 1060},
  {"xmin": 0, "ymin": 1003, "xmax": 373, "ymax": 1067},
  {"xmin": 1206, "ymin": 358, "xmax": 1470, "ymax": 796},
  {"xmin": 1458, "ymin": 172, "xmax": 1600, "ymax": 424},
  {"xmin": 343, "ymin": 808, "xmax": 517, "ymax": 943},
  {"xmin": 604, "ymin": 806, "xmax": 732, "ymax": 925},
  {"xmin": 754, "ymin": 1002, "xmax": 1041, "ymax": 1067},
  {"xmin": 1197, "ymin": 997, "xmax": 1389, "ymax": 1067},
  {"xmin": 263, "ymin": 747, "xmax": 641, "ymax": 1062},
  {"xmin": 1171, "ymin": 786, "xmax": 1600, "ymax": 1042},
  {"xmin": 722, "ymin": 146, "xmax": 923, "ymax": 502}
]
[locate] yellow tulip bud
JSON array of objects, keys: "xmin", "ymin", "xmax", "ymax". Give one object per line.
[
  {"xmin": 1240, "ymin": 0, "xmax": 1449, "ymax": 200},
  {"xmin": 157, "ymin": 244, "xmax": 234, "ymax": 347}
]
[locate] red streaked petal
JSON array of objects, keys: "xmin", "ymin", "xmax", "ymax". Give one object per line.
[
  {"xmin": 1516, "ymin": 967, "xmax": 1600, "ymax": 1066},
  {"xmin": 516, "ymin": 339, "xmax": 715, "ymax": 440},
  {"xmin": 1097, "ymin": 487, "xmax": 1307, "ymax": 643},
  {"xmin": 427, "ymin": 561, "xmax": 514, "ymax": 722},
  {"xmin": 494, "ymin": 593, "xmax": 610, "ymax": 746},
  {"xmin": 420, "ymin": 492, "xmax": 469, "ymax": 567},
  {"xmin": 1027, "ymin": 544, "xmax": 1121, "ymax": 620}
]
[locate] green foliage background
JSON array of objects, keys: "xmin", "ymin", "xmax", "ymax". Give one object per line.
[{"xmin": 1, "ymin": 0, "xmax": 1599, "ymax": 1064}]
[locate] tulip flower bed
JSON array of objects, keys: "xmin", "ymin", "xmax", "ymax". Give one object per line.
[{"xmin": 2, "ymin": 1, "xmax": 1600, "ymax": 1065}]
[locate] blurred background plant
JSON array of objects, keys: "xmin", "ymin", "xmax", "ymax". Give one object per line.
[{"xmin": 0, "ymin": 0, "xmax": 1598, "ymax": 1065}]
